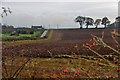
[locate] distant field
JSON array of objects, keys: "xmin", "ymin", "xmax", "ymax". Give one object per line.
[
  {"xmin": 2, "ymin": 34, "xmax": 32, "ymax": 38},
  {"xmin": 51, "ymin": 28, "xmax": 116, "ymax": 45},
  {"xmin": 1, "ymin": 29, "xmax": 49, "ymax": 41},
  {"xmin": 1, "ymin": 34, "xmax": 34, "ymax": 41},
  {"xmin": 3, "ymin": 28, "xmax": 119, "ymax": 57}
]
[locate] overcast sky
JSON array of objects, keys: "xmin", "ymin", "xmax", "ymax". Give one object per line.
[
  {"xmin": 1, "ymin": 0, "xmax": 119, "ymax": 2},
  {"xmin": 1, "ymin": 0, "xmax": 119, "ymax": 28}
]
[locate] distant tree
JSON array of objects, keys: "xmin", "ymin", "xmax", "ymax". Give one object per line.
[
  {"xmin": 115, "ymin": 16, "xmax": 120, "ymax": 28},
  {"xmin": 20, "ymin": 30, "xmax": 27, "ymax": 34},
  {"xmin": 85, "ymin": 17, "xmax": 94, "ymax": 28},
  {"xmin": 2, "ymin": 24, "xmax": 14, "ymax": 28},
  {"xmin": 8, "ymin": 25, "xmax": 14, "ymax": 28},
  {"xmin": 2, "ymin": 25, "xmax": 7, "ymax": 28},
  {"xmin": 101, "ymin": 17, "xmax": 110, "ymax": 28},
  {"xmin": 75, "ymin": 16, "xmax": 85, "ymax": 29},
  {"xmin": 30, "ymin": 31, "xmax": 34, "ymax": 34},
  {"xmin": 10, "ymin": 31, "xmax": 19, "ymax": 36},
  {"xmin": 116, "ymin": 16, "xmax": 120, "ymax": 21},
  {"xmin": 94, "ymin": 19, "xmax": 101, "ymax": 28},
  {"xmin": 16, "ymin": 30, "xmax": 21, "ymax": 34}
]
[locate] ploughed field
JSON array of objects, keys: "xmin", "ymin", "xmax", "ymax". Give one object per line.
[
  {"xmin": 2, "ymin": 28, "xmax": 119, "ymax": 78},
  {"xmin": 3, "ymin": 28, "xmax": 119, "ymax": 58}
]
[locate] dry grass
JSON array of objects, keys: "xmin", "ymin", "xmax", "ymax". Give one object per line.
[{"xmin": 2, "ymin": 56, "xmax": 118, "ymax": 79}]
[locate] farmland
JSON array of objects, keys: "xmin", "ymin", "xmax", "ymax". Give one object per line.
[
  {"xmin": 3, "ymin": 28, "xmax": 119, "ymax": 57},
  {"xmin": 2, "ymin": 28, "xmax": 120, "ymax": 79}
]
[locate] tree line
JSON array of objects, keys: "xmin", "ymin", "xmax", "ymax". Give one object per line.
[{"xmin": 75, "ymin": 16, "xmax": 111, "ymax": 29}]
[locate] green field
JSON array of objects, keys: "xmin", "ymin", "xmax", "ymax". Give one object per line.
[
  {"xmin": 1, "ymin": 30, "xmax": 50, "ymax": 41},
  {"xmin": 1, "ymin": 34, "xmax": 34, "ymax": 41}
]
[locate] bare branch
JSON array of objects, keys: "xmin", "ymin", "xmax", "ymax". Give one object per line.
[{"xmin": 91, "ymin": 34, "xmax": 120, "ymax": 55}]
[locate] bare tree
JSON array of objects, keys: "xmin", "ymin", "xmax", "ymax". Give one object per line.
[
  {"xmin": 75, "ymin": 16, "xmax": 85, "ymax": 29},
  {"xmin": 101, "ymin": 17, "xmax": 110, "ymax": 28},
  {"xmin": 85, "ymin": 17, "xmax": 94, "ymax": 29},
  {"xmin": 115, "ymin": 16, "xmax": 120, "ymax": 28},
  {"xmin": 94, "ymin": 19, "xmax": 101, "ymax": 28}
]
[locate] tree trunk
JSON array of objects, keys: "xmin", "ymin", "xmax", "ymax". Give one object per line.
[
  {"xmin": 104, "ymin": 24, "xmax": 106, "ymax": 28},
  {"xmin": 86, "ymin": 24, "xmax": 88, "ymax": 29},
  {"xmin": 79, "ymin": 22, "xmax": 82, "ymax": 29},
  {"xmin": 95, "ymin": 25, "xmax": 98, "ymax": 28}
]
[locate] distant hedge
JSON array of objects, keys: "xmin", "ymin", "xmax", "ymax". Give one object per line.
[{"xmin": 2, "ymin": 35, "xmax": 37, "ymax": 41}]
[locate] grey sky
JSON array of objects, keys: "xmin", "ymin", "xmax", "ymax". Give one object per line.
[
  {"xmin": 2, "ymin": 0, "xmax": 119, "ymax": 2},
  {"xmin": 2, "ymin": 1, "xmax": 118, "ymax": 28}
]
